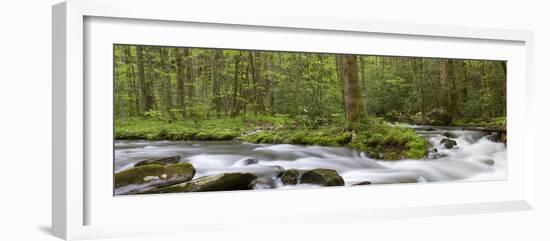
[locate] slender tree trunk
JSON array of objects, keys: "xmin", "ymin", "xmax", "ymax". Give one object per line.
[
  {"xmin": 144, "ymin": 48, "xmax": 155, "ymax": 110},
  {"xmin": 248, "ymin": 51, "xmax": 265, "ymax": 114},
  {"xmin": 500, "ymin": 61, "xmax": 507, "ymax": 117},
  {"xmin": 448, "ymin": 60, "xmax": 458, "ymax": 116},
  {"xmin": 184, "ymin": 49, "xmax": 193, "ymax": 117},
  {"xmin": 439, "ymin": 59, "xmax": 449, "ymax": 112},
  {"xmin": 335, "ymin": 55, "xmax": 346, "ymax": 116},
  {"xmin": 266, "ymin": 53, "xmax": 275, "ymax": 115},
  {"xmin": 136, "ymin": 45, "xmax": 153, "ymax": 113},
  {"xmin": 175, "ymin": 48, "xmax": 186, "ymax": 118},
  {"xmin": 212, "ymin": 50, "xmax": 223, "ymax": 116},
  {"xmin": 160, "ymin": 48, "xmax": 175, "ymax": 120},
  {"xmin": 231, "ymin": 54, "xmax": 241, "ymax": 117},
  {"xmin": 411, "ymin": 58, "xmax": 426, "ymax": 123}
]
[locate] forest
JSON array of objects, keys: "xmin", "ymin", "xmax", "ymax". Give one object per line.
[
  {"xmin": 114, "ymin": 44, "xmax": 506, "ymax": 160},
  {"xmin": 113, "ymin": 44, "xmax": 508, "ymax": 195}
]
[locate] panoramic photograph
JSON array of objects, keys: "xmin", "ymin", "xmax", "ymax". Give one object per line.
[{"xmin": 113, "ymin": 44, "xmax": 507, "ymax": 195}]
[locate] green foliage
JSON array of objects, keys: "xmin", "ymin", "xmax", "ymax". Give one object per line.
[
  {"xmin": 451, "ymin": 116, "xmax": 506, "ymax": 129},
  {"xmin": 113, "ymin": 45, "xmax": 504, "ymax": 161}
]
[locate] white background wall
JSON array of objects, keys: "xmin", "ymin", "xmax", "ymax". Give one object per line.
[{"xmin": 0, "ymin": 0, "xmax": 548, "ymax": 240}]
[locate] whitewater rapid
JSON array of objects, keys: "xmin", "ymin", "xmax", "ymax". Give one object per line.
[{"xmin": 114, "ymin": 126, "xmax": 506, "ymax": 188}]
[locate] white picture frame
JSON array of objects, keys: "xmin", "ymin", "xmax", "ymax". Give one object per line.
[{"xmin": 52, "ymin": 0, "xmax": 535, "ymax": 240}]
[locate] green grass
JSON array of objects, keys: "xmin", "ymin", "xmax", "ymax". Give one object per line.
[{"xmin": 115, "ymin": 115, "xmax": 429, "ymax": 160}]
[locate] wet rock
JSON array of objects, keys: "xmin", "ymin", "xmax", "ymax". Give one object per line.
[
  {"xmin": 487, "ymin": 132, "xmax": 506, "ymax": 143},
  {"xmin": 440, "ymin": 138, "xmax": 457, "ymax": 149},
  {"xmin": 301, "ymin": 168, "xmax": 344, "ymax": 186},
  {"xmin": 115, "ymin": 163, "xmax": 195, "ymax": 189},
  {"xmin": 426, "ymin": 108, "xmax": 453, "ymax": 126},
  {"xmin": 250, "ymin": 177, "xmax": 277, "ymax": 189},
  {"xmin": 353, "ymin": 181, "xmax": 372, "ymax": 186},
  {"xmin": 479, "ymin": 158, "xmax": 495, "ymax": 166},
  {"xmin": 278, "ymin": 169, "xmax": 302, "ymax": 185},
  {"xmin": 443, "ymin": 131, "xmax": 458, "ymax": 139},
  {"xmin": 240, "ymin": 158, "xmax": 259, "ymax": 165},
  {"xmin": 134, "ymin": 156, "xmax": 181, "ymax": 167},
  {"xmin": 426, "ymin": 127, "xmax": 436, "ymax": 131},
  {"xmin": 151, "ymin": 173, "xmax": 258, "ymax": 193},
  {"xmin": 430, "ymin": 152, "xmax": 448, "ymax": 159}
]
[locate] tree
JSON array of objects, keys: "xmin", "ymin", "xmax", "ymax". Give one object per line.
[
  {"xmin": 411, "ymin": 58, "xmax": 426, "ymax": 123},
  {"xmin": 249, "ymin": 51, "xmax": 265, "ymax": 113},
  {"xmin": 175, "ymin": 48, "xmax": 186, "ymax": 118},
  {"xmin": 136, "ymin": 45, "xmax": 153, "ymax": 113},
  {"xmin": 160, "ymin": 48, "xmax": 175, "ymax": 120},
  {"xmin": 212, "ymin": 50, "xmax": 223, "ymax": 116},
  {"xmin": 339, "ymin": 54, "xmax": 366, "ymax": 122}
]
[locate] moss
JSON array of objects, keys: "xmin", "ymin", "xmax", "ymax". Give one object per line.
[
  {"xmin": 350, "ymin": 120, "xmax": 428, "ymax": 160},
  {"xmin": 451, "ymin": 117, "xmax": 506, "ymax": 129},
  {"xmin": 116, "ymin": 115, "xmax": 428, "ymax": 161}
]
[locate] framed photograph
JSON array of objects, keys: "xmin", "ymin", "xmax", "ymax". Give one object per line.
[{"xmin": 53, "ymin": 0, "xmax": 535, "ymax": 240}]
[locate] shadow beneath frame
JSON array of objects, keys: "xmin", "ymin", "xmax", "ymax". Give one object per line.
[{"xmin": 38, "ymin": 225, "xmax": 52, "ymax": 235}]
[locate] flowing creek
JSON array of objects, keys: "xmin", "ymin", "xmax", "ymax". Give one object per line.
[{"xmin": 114, "ymin": 125, "xmax": 506, "ymax": 194}]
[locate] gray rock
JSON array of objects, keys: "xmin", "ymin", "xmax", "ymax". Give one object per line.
[
  {"xmin": 278, "ymin": 169, "xmax": 302, "ymax": 185},
  {"xmin": 479, "ymin": 159, "xmax": 495, "ymax": 166},
  {"xmin": 353, "ymin": 181, "xmax": 372, "ymax": 186},
  {"xmin": 440, "ymin": 138, "xmax": 458, "ymax": 149},
  {"xmin": 150, "ymin": 172, "xmax": 258, "ymax": 193},
  {"xmin": 134, "ymin": 156, "xmax": 181, "ymax": 167},
  {"xmin": 443, "ymin": 131, "xmax": 458, "ymax": 139},
  {"xmin": 114, "ymin": 163, "xmax": 195, "ymax": 192},
  {"xmin": 301, "ymin": 168, "xmax": 344, "ymax": 186}
]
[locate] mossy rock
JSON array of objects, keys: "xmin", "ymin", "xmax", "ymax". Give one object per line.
[
  {"xmin": 114, "ymin": 163, "xmax": 195, "ymax": 189},
  {"xmin": 427, "ymin": 108, "xmax": 453, "ymax": 126},
  {"xmin": 301, "ymin": 168, "xmax": 344, "ymax": 186},
  {"xmin": 134, "ymin": 156, "xmax": 181, "ymax": 167},
  {"xmin": 151, "ymin": 172, "xmax": 258, "ymax": 193},
  {"xmin": 278, "ymin": 169, "xmax": 302, "ymax": 185}
]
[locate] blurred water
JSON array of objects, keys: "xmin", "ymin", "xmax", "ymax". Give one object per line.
[{"xmin": 114, "ymin": 126, "xmax": 506, "ymax": 189}]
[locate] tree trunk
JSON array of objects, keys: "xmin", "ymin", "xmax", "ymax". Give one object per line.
[
  {"xmin": 136, "ymin": 46, "xmax": 153, "ymax": 113},
  {"xmin": 184, "ymin": 49, "xmax": 194, "ymax": 117},
  {"xmin": 160, "ymin": 48, "xmax": 175, "ymax": 120},
  {"xmin": 411, "ymin": 58, "xmax": 426, "ymax": 123},
  {"xmin": 231, "ymin": 54, "xmax": 241, "ymax": 117},
  {"xmin": 439, "ymin": 59, "xmax": 449, "ymax": 112},
  {"xmin": 175, "ymin": 48, "xmax": 186, "ymax": 118},
  {"xmin": 340, "ymin": 54, "xmax": 366, "ymax": 122},
  {"xmin": 448, "ymin": 60, "xmax": 458, "ymax": 116},
  {"xmin": 212, "ymin": 50, "xmax": 223, "ymax": 116},
  {"xmin": 500, "ymin": 61, "xmax": 507, "ymax": 116},
  {"xmin": 249, "ymin": 51, "xmax": 265, "ymax": 114}
]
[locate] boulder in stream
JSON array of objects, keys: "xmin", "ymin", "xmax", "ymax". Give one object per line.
[
  {"xmin": 301, "ymin": 168, "xmax": 345, "ymax": 186},
  {"xmin": 479, "ymin": 158, "xmax": 495, "ymax": 166},
  {"xmin": 440, "ymin": 138, "xmax": 458, "ymax": 149},
  {"xmin": 114, "ymin": 162, "xmax": 195, "ymax": 190},
  {"xmin": 278, "ymin": 169, "xmax": 302, "ymax": 185},
  {"xmin": 353, "ymin": 181, "xmax": 372, "ymax": 186},
  {"xmin": 443, "ymin": 131, "xmax": 458, "ymax": 139},
  {"xmin": 426, "ymin": 108, "xmax": 453, "ymax": 126},
  {"xmin": 150, "ymin": 172, "xmax": 258, "ymax": 193},
  {"xmin": 134, "ymin": 156, "xmax": 181, "ymax": 167}
]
